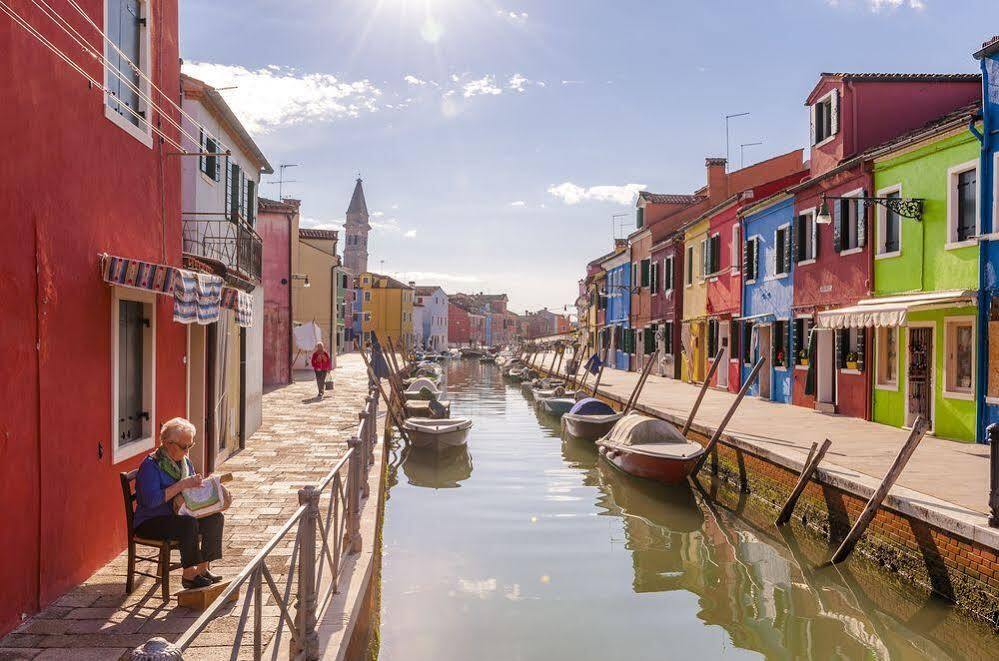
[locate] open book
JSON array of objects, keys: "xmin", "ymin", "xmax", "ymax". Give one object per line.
[{"xmin": 177, "ymin": 475, "xmax": 228, "ymax": 518}]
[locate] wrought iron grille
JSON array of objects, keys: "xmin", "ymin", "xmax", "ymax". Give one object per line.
[{"xmin": 182, "ymin": 214, "xmax": 263, "ymax": 282}]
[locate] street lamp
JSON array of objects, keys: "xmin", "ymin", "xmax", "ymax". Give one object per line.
[{"xmin": 815, "ymin": 194, "xmax": 925, "ymax": 225}]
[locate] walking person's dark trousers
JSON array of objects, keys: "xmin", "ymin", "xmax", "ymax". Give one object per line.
[
  {"xmin": 315, "ymin": 369, "xmax": 328, "ymax": 396},
  {"xmin": 135, "ymin": 513, "xmax": 225, "ymax": 568}
]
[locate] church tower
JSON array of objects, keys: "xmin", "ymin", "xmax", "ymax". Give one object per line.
[{"xmin": 343, "ymin": 177, "xmax": 370, "ymax": 275}]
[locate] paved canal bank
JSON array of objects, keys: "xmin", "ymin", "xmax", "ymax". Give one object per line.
[
  {"xmin": 528, "ymin": 351, "xmax": 999, "ymax": 626},
  {"xmin": 374, "ymin": 357, "xmax": 999, "ymax": 659}
]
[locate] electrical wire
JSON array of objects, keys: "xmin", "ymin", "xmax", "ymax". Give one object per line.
[{"xmin": 0, "ymin": 0, "xmax": 186, "ymax": 152}]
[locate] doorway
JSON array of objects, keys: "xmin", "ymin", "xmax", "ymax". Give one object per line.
[
  {"xmin": 757, "ymin": 324, "xmax": 772, "ymax": 400},
  {"xmin": 815, "ymin": 329, "xmax": 836, "ymax": 411},
  {"xmin": 717, "ymin": 321, "xmax": 730, "ymax": 389},
  {"xmin": 907, "ymin": 326, "xmax": 933, "ymax": 428},
  {"xmin": 188, "ymin": 325, "xmax": 208, "ymax": 474}
]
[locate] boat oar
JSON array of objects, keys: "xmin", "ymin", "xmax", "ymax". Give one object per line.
[
  {"xmin": 681, "ymin": 346, "xmax": 727, "ymax": 436},
  {"xmin": 554, "ymin": 346, "xmax": 565, "ymax": 378},
  {"xmin": 624, "ymin": 350, "xmax": 659, "ymax": 414},
  {"xmin": 692, "ymin": 356, "xmax": 766, "ymax": 475},
  {"xmin": 359, "ymin": 347, "xmax": 412, "ymax": 444}
]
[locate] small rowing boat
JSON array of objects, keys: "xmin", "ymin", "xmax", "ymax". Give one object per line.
[
  {"xmin": 539, "ymin": 397, "xmax": 576, "ymax": 418},
  {"xmin": 596, "ymin": 413, "xmax": 704, "ymax": 485},
  {"xmin": 404, "ymin": 399, "xmax": 451, "ymax": 418},
  {"xmin": 403, "ymin": 378, "xmax": 442, "ymax": 401},
  {"xmin": 562, "ymin": 397, "xmax": 623, "ymax": 441},
  {"xmin": 402, "ymin": 417, "xmax": 473, "ymax": 451}
]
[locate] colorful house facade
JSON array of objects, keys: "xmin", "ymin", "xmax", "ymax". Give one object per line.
[
  {"xmin": 358, "ymin": 272, "xmax": 415, "ymax": 348},
  {"xmin": 681, "ymin": 215, "xmax": 711, "ymax": 383},
  {"xmin": 603, "ymin": 250, "xmax": 633, "ymax": 370}
]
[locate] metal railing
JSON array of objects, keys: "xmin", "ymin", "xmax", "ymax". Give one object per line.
[
  {"xmin": 132, "ymin": 380, "xmax": 381, "ymax": 660},
  {"xmin": 182, "ymin": 214, "xmax": 263, "ymax": 283}
]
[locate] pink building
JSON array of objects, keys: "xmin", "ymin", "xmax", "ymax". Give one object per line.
[{"xmin": 258, "ymin": 198, "xmax": 299, "ymax": 385}]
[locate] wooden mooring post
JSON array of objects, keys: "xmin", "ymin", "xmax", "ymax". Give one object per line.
[
  {"xmin": 623, "ymin": 351, "xmax": 658, "ymax": 414},
  {"xmin": 681, "ymin": 347, "xmax": 726, "ymax": 436},
  {"xmin": 775, "ymin": 438, "xmax": 832, "ymax": 526},
  {"xmin": 591, "ymin": 349, "xmax": 608, "ymax": 397},
  {"xmin": 830, "ymin": 416, "xmax": 929, "ymax": 564},
  {"xmin": 692, "ymin": 357, "xmax": 766, "ymax": 475}
]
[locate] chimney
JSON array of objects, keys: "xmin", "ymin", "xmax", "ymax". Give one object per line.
[
  {"xmin": 408, "ymin": 281, "xmax": 416, "ymax": 288},
  {"xmin": 705, "ymin": 158, "xmax": 727, "ymax": 199},
  {"xmin": 614, "ymin": 238, "xmax": 628, "ymax": 249}
]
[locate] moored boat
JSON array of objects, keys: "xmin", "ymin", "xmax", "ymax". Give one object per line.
[
  {"xmin": 479, "ymin": 354, "xmax": 496, "ymax": 364},
  {"xmin": 539, "ymin": 397, "xmax": 576, "ymax": 418},
  {"xmin": 403, "ymin": 377, "xmax": 442, "ymax": 401},
  {"xmin": 562, "ymin": 397, "xmax": 624, "ymax": 441},
  {"xmin": 596, "ymin": 413, "xmax": 704, "ymax": 485},
  {"xmin": 404, "ymin": 399, "xmax": 451, "ymax": 418},
  {"xmin": 459, "ymin": 347, "xmax": 484, "ymax": 358},
  {"xmin": 402, "ymin": 417, "xmax": 473, "ymax": 451}
]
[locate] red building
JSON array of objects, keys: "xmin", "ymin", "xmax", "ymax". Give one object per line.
[
  {"xmin": 0, "ymin": 0, "xmax": 189, "ymax": 635},
  {"xmin": 448, "ymin": 301, "xmax": 471, "ymax": 345},
  {"xmin": 789, "ymin": 73, "xmax": 980, "ymax": 418},
  {"xmin": 258, "ymin": 198, "xmax": 300, "ymax": 385}
]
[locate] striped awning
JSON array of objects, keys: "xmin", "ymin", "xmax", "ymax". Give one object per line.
[{"xmin": 816, "ymin": 290, "xmax": 975, "ymax": 329}]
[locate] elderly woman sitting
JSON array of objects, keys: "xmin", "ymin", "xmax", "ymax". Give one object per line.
[{"xmin": 134, "ymin": 417, "xmax": 224, "ymax": 590}]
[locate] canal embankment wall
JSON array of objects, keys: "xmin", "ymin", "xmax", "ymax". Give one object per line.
[{"xmin": 530, "ymin": 355, "xmax": 999, "ymax": 627}]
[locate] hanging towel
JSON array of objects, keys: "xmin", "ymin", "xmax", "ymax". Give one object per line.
[
  {"xmin": 101, "ymin": 254, "xmax": 178, "ymax": 294},
  {"xmin": 173, "ymin": 269, "xmax": 223, "ymax": 325},
  {"xmin": 221, "ymin": 288, "xmax": 254, "ymax": 328}
]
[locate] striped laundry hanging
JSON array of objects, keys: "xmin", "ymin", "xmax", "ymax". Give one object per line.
[
  {"xmin": 101, "ymin": 254, "xmax": 178, "ymax": 294},
  {"xmin": 221, "ymin": 287, "xmax": 254, "ymax": 328},
  {"xmin": 172, "ymin": 269, "xmax": 224, "ymax": 325}
]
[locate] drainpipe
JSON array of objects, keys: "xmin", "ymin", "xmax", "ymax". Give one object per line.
[{"xmin": 974, "ymin": 58, "xmax": 990, "ymax": 444}]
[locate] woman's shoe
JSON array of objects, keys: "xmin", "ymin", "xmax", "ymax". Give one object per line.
[
  {"xmin": 181, "ymin": 574, "xmax": 213, "ymax": 590},
  {"xmin": 202, "ymin": 569, "xmax": 223, "ymax": 584}
]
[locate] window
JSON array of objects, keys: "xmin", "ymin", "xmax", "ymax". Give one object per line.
[
  {"xmin": 105, "ymin": 0, "xmax": 151, "ymax": 145},
  {"xmin": 699, "ymin": 238, "xmax": 709, "ymax": 280},
  {"xmin": 881, "ymin": 190, "xmax": 901, "ymax": 255},
  {"xmin": 640, "ymin": 258, "xmax": 650, "ymax": 288},
  {"xmin": 835, "ymin": 194, "xmax": 865, "ymax": 253},
  {"xmin": 775, "ymin": 225, "xmax": 790, "ymax": 275},
  {"xmin": 835, "ymin": 327, "xmax": 865, "ymax": 371},
  {"xmin": 663, "ymin": 256, "xmax": 674, "ymax": 292},
  {"xmin": 644, "ymin": 324, "xmax": 657, "ymax": 354},
  {"xmin": 731, "ymin": 225, "xmax": 741, "ymax": 273},
  {"xmin": 744, "ymin": 236, "xmax": 759, "ymax": 282},
  {"xmin": 633, "ymin": 263, "xmax": 639, "ymax": 289},
  {"xmin": 793, "ymin": 317, "xmax": 812, "ymax": 366},
  {"xmin": 945, "ymin": 319, "xmax": 975, "ymax": 397},
  {"xmin": 796, "ymin": 211, "xmax": 815, "ymax": 263},
  {"xmin": 199, "ymin": 132, "xmax": 221, "ymax": 182},
  {"xmin": 876, "ymin": 327, "xmax": 898, "ymax": 388},
  {"xmin": 662, "ymin": 321, "xmax": 674, "ymax": 355},
  {"xmin": 650, "ymin": 260, "xmax": 659, "ymax": 294},
  {"xmin": 364, "ymin": 291, "xmax": 371, "ymax": 302},
  {"xmin": 743, "ymin": 322, "xmax": 754, "ymax": 364},
  {"xmin": 703, "ymin": 234, "xmax": 721, "ymax": 276},
  {"xmin": 811, "ymin": 89, "xmax": 837, "ymax": 145},
  {"xmin": 112, "ymin": 291, "xmax": 155, "ymax": 463},
  {"xmin": 707, "ymin": 319, "xmax": 719, "ymax": 357},
  {"xmin": 948, "ymin": 161, "xmax": 979, "ymax": 246},
  {"xmin": 363, "ymin": 312, "xmax": 371, "ymax": 322},
  {"xmin": 685, "ymin": 246, "xmax": 694, "ymax": 286},
  {"xmin": 636, "ymin": 206, "xmax": 644, "ymax": 229},
  {"xmin": 773, "ymin": 320, "xmax": 787, "ymax": 368}
]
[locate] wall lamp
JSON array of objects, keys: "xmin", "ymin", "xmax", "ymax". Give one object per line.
[
  {"xmin": 815, "ymin": 194, "xmax": 924, "ymax": 225},
  {"xmin": 291, "ymin": 273, "xmax": 311, "ymax": 288}
]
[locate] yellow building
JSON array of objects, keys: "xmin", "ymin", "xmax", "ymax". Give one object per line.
[
  {"xmin": 681, "ymin": 217, "xmax": 711, "ymax": 383},
  {"xmin": 292, "ymin": 228, "xmax": 342, "ymax": 368},
  {"xmin": 359, "ymin": 272, "xmax": 415, "ymax": 348}
]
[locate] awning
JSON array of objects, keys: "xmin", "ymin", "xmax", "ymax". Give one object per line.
[
  {"xmin": 101, "ymin": 254, "xmax": 253, "ymax": 328},
  {"xmin": 816, "ymin": 290, "xmax": 976, "ymax": 329}
]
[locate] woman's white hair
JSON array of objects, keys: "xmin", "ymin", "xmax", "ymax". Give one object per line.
[
  {"xmin": 315, "ymin": 342, "xmax": 325, "ymax": 351},
  {"xmin": 160, "ymin": 417, "xmax": 196, "ymax": 444}
]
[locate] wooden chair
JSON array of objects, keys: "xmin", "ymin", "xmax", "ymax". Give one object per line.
[{"xmin": 120, "ymin": 469, "xmax": 183, "ymax": 600}]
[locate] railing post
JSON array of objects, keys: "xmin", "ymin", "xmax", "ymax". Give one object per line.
[
  {"xmin": 367, "ymin": 393, "xmax": 378, "ymax": 467},
  {"xmin": 346, "ymin": 437, "xmax": 363, "ymax": 554},
  {"xmin": 358, "ymin": 411, "xmax": 371, "ymax": 499},
  {"xmin": 293, "ymin": 486, "xmax": 320, "ymax": 660}
]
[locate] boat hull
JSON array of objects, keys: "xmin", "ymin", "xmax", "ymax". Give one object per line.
[
  {"xmin": 539, "ymin": 397, "xmax": 575, "ymax": 418},
  {"xmin": 403, "ymin": 419, "xmax": 472, "ymax": 451},
  {"xmin": 596, "ymin": 442, "xmax": 704, "ymax": 485},
  {"xmin": 562, "ymin": 413, "xmax": 623, "ymax": 441}
]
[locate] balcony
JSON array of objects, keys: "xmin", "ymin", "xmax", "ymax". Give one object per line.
[{"xmin": 182, "ymin": 214, "xmax": 262, "ymax": 284}]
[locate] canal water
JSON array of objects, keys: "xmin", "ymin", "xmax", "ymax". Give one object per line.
[{"xmin": 375, "ymin": 358, "xmax": 999, "ymax": 660}]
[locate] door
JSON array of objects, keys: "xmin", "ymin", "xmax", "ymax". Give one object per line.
[
  {"xmin": 908, "ymin": 327, "xmax": 933, "ymax": 427},
  {"xmin": 816, "ymin": 329, "xmax": 836, "ymax": 406},
  {"xmin": 757, "ymin": 325, "xmax": 772, "ymax": 400},
  {"xmin": 717, "ymin": 322, "xmax": 730, "ymax": 389},
  {"xmin": 188, "ymin": 326, "xmax": 208, "ymax": 474}
]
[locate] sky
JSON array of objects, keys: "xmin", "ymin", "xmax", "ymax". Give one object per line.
[{"xmin": 179, "ymin": 0, "xmax": 994, "ymax": 315}]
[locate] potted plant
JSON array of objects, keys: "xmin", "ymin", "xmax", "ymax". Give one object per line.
[
  {"xmin": 774, "ymin": 350, "xmax": 785, "ymax": 368},
  {"xmin": 798, "ymin": 349, "xmax": 809, "ymax": 367},
  {"xmin": 846, "ymin": 352, "xmax": 859, "ymax": 370}
]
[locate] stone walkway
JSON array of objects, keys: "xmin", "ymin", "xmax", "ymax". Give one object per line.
[{"xmin": 0, "ymin": 354, "xmax": 375, "ymax": 661}]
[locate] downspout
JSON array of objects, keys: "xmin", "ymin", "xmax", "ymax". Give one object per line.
[
  {"xmin": 974, "ymin": 59, "xmax": 990, "ymax": 442},
  {"xmin": 287, "ymin": 212, "xmax": 293, "ymax": 383},
  {"xmin": 865, "ymin": 163, "xmax": 875, "ymax": 423}
]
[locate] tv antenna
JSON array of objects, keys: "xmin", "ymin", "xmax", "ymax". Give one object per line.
[
  {"xmin": 266, "ymin": 163, "xmax": 299, "ymax": 199},
  {"xmin": 725, "ymin": 112, "xmax": 750, "ymax": 172},
  {"xmin": 612, "ymin": 212, "xmax": 629, "ymax": 239},
  {"xmin": 740, "ymin": 141, "xmax": 763, "ymax": 169}
]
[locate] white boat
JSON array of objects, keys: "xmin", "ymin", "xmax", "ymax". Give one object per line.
[
  {"xmin": 562, "ymin": 398, "xmax": 624, "ymax": 441},
  {"xmin": 404, "ymin": 377, "xmax": 442, "ymax": 401},
  {"xmin": 403, "ymin": 417, "xmax": 473, "ymax": 451},
  {"xmin": 404, "ymin": 399, "xmax": 451, "ymax": 418}
]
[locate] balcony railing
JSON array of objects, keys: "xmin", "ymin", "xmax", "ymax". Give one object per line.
[{"xmin": 182, "ymin": 214, "xmax": 263, "ymax": 283}]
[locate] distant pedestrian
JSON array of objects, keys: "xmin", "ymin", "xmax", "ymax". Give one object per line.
[{"xmin": 311, "ymin": 342, "xmax": 332, "ymax": 398}]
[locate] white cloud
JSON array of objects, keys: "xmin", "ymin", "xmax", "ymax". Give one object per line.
[
  {"xmin": 509, "ymin": 200, "xmax": 526, "ymax": 207},
  {"xmin": 463, "ymin": 75, "xmax": 503, "ymax": 98},
  {"xmin": 371, "ymin": 211, "xmax": 385, "ymax": 217},
  {"xmin": 547, "ymin": 182, "xmax": 647, "ymax": 206},
  {"xmin": 404, "ymin": 75, "xmax": 427, "ymax": 86},
  {"xmin": 370, "ymin": 216, "xmax": 417, "ymax": 239},
  {"xmin": 404, "ymin": 229, "xmax": 417, "ymax": 238},
  {"xmin": 561, "ymin": 80, "xmax": 584, "ymax": 85},
  {"xmin": 497, "ymin": 10, "xmax": 528, "ymax": 24},
  {"xmin": 388, "ymin": 271, "xmax": 483, "ymax": 284},
  {"xmin": 300, "ymin": 215, "xmax": 344, "ymax": 230},
  {"xmin": 420, "ymin": 17, "xmax": 444, "ymax": 43},
  {"xmin": 182, "ymin": 61, "xmax": 381, "ymax": 133},
  {"xmin": 826, "ymin": 0, "xmax": 924, "ymax": 10}
]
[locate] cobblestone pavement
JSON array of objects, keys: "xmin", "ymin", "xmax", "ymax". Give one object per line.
[{"xmin": 0, "ymin": 354, "xmax": 375, "ymax": 661}]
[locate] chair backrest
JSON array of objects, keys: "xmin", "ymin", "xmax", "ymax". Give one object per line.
[{"xmin": 120, "ymin": 469, "xmax": 139, "ymax": 536}]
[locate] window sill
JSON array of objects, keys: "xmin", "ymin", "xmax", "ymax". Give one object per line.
[
  {"xmin": 985, "ymin": 396, "xmax": 999, "ymax": 406},
  {"xmin": 813, "ymin": 134, "xmax": 836, "ymax": 149},
  {"xmin": 199, "ymin": 171, "xmax": 218, "ymax": 187},
  {"xmin": 774, "ymin": 366, "xmax": 788, "ymax": 372},
  {"xmin": 875, "ymin": 250, "xmax": 901, "ymax": 260},
  {"xmin": 943, "ymin": 389, "xmax": 974, "ymax": 401},
  {"xmin": 765, "ymin": 273, "xmax": 789, "ymax": 281},
  {"xmin": 875, "ymin": 382, "xmax": 899, "ymax": 391},
  {"xmin": 796, "ymin": 259, "xmax": 816, "ymax": 267},
  {"xmin": 114, "ymin": 436, "xmax": 156, "ymax": 465},
  {"xmin": 839, "ymin": 247, "xmax": 863, "ymax": 257},
  {"xmin": 945, "ymin": 240, "xmax": 977, "ymax": 251},
  {"xmin": 794, "ymin": 365, "xmax": 809, "ymax": 371},
  {"xmin": 105, "ymin": 104, "xmax": 153, "ymax": 149},
  {"xmin": 839, "ymin": 369, "xmax": 862, "ymax": 376},
  {"xmin": 744, "ymin": 279, "xmax": 757, "ymax": 285}
]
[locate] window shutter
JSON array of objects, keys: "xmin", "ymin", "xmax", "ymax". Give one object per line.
[
  {"xmin": 743, "ymin": 239, "xmax": 751, "ymax": 280},
  {"xmin": 770, "ymin": 232, "xmax": 777, "ymax": 276},
  {"xmin": 224, "ymin": 159, "xmax": 232, "ymax": 219},
  {"xmin": 833, "ymin": 200, "xmax": 842, "ymax": 253},
  {"xmin": 213, "ymin": 140, "xmax": 221, "ymax": 181},
  {"xmin": 809, "ymin": 103, "xmax": 817, "ymax": 145},
  {"xmin": 199, "ymin": 128, "xmax": 206, "ymax": 174},
  {"xmin": 835, "ymin": 329, "xmax": 846, "ymax": 368},
  {"xmin": 856, "ymin": 328, "xmax": 866, "ymax": 372},
  {"xmin": 788, "ymin": 322, "xmax": 793, "ymax": 367},
  {"xmin": 247, "ymin": 180, "xmax": 256, "ymax": 225},
  {"xmin": 752, "ymin": 238, "xmax": 760, "ymax": 280},
  {"xmin": 856, "ymin": 195, "xmax": 867, "ymax": 248},
  {"xmin": 641, "ymin": 259, "xmax": 650, "ymax": 287},
  {"xmin": 230, "ymin": 163, "xmax": 241, "ymax": 221},
  {"xmin": 636, "ymin": 207, "xmax": 644, "ymax": 229},
  {"xmin": 830, "ymin": 89, "xmax": 840, "ymax": 136},
  {"xmin": 783, "ymin": 227, "xmax": 792, "ymax": 274},
  {"xmin": 812, "ymin": 215, "xmax": 819, "ymax": 260}
]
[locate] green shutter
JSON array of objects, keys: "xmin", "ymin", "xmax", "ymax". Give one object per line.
[
  {"xmin": 199, "ymin": 128, "xmax": 206, "ymax": 175},
  {"xmin": 637, "ymin": 207, "xmax": 644, "ymax": 229},
  {"xmin": 641, "ymin": 259, "xmax": 650, "ymax": 287},
  {"xmin": 247, "ymin": 180, "xmax": 256, "ymax": 225},
  {"xmin": 230, "ymin": 163, "xmax": 241, "ymax": 222}
]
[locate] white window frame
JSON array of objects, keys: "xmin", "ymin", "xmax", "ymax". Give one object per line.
[
  {"xmin": 946, "ymin": 159, "xmax": 980, "ymax": 250},
  {"xmin": 875, "ymin": 183, "xmax": 903, "ymax": 259},
  {"xmin": 698, "ymin": 238, "xmax": 708, "ymax": 282},
  {"xmin": 111, "ymin": 287, "xmax": 156, "ymax": 464},
  {"xmin": 731, "ymin": 224, "xmax": 740, "ymax": 275},
  {"xmin": 707, "ymin": 232, "xmax": 721, "ymax": 278},
  {"xmin": 685, "ymin": 246, "xmax": 694, "ymax": 287},
  {"xmin": 103, "ymin": 0, "xmax": 153, "ymax": 148},
  {"xmin": 837, "ymin": 187, "xmax": 865, "ymax": 256},
  {"xmin": 768, "ymin": 223, "xmax": 791, "ymax": 280},
  {"xmin": 745, "ymin": 235, "xmax": 760, "ymax": 285},
  {"xmin": 811, "ymin": 89, "xmax": 837, "ymax": 148},
  {"xmin": 874, "ymin": 326, "xmax": 900, "ymax": 390},
  {"xmin": 943, "ymin": 316, "xmax": 976, "ymax": 400},
  {"xmin": 793, "ymin": 314, "xmax": 812, "ymax": 371},
  {"xmin": 796, "ymin": 208, "xmax": 817, "ymax": 266},
  {"xmin": 650, "ymin": 260, "xmax": 659, "ymax": 296}
]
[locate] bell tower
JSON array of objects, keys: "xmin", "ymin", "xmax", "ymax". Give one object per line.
[{"xmin": 343, "ymin": 177, "xmax": 370, "ymax": 275}]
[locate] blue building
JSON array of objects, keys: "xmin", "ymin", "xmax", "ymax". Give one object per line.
[
  {"xmin": 603, "ymin": 250, "xmax": 632, "ymax": 370},
  {"xmin": 739, "ymin": 196, "xmax": 796, "ymax": 403},
  {"xmin": 975, "ymin": 36, "xmax": 999, "ymax": 443}
]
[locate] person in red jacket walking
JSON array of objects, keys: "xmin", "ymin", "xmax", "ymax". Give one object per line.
[{"xmin": 311, "ymin": 342, "xmax": 333, "ymax": 398}]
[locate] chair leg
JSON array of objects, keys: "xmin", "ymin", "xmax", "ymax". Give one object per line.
[
  {"xmin": 125, "ymin": 542, "xmax": 136, "ymax": 595},
  {"xmin": 159, "ymin": 546, "xmax": 171, "ymax": 601}
]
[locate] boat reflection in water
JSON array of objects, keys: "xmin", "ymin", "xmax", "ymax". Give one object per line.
[{"xmin": 401, "ymin": 445, "xmax": 473, "ymax": 489}]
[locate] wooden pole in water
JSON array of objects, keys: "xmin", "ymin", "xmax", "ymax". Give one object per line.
[
  {"xmin": 592, "ymin": 348, "xmax": 608, "ymax": 398},
  {"xmin": 547, "ymin": 343, "xmax": 559, "ymax": 376},
  {"xmin": 682, "ymin": 347, "xmax": 727, "ymax": 436},
  {"xmin": 775, "ymin": 438, "xmax": 832, "ymax": 526},
  {"xmin": 359, "ymin": 348, "xmax": 411, "ymax": 444},
  {"xmin": 830, "ymin": 417, "xmax": 930, "ymax": 564},
  {"xmin": 624, "ymin": 351, "xmax": 658, "ymax": 414},
  {"xmin": 692, "ymin": 356, "xmax": 766, "ymax": 475},
  {"xmin": 384, "ymin": 337, "xmax": 409, "ymax": 400},
  {"xmin": 554, "ymin": 346, "xmax": 566, "ymax": 378}
]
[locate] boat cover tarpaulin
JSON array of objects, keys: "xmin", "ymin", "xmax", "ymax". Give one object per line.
[
  {"xmin": 816, "ymin": 290, "xmax": 975, "ymax": 329},
  {"xmin": 568, "ymin": 398, "xmax": 616, "ymax": 416},
  {"xmin": 603, "ymin": 413, "xmax": 688, "ymax": 447}
]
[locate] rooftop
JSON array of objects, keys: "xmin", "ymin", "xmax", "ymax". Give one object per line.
[
  {"xmin": 974, "ymin": 35, "xmax": 999, "ymax": 60},
  {"xmin": 363, "ymin": 272, "xmax": 412, "ymax": 289},
  {"xmin": 819, "ymin": 72, "xmax": 981, "ymax": 82},
  {"xmin": 638, "ymin": 192, "xmax": 706, "ymax": 205},
  {"xmin": 299, "ymin": 228, "xmax": 338, "ymax": 241},
  {"xmin": 259, "ymin": 197, "xmax": 300, "ymax": 213}
]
